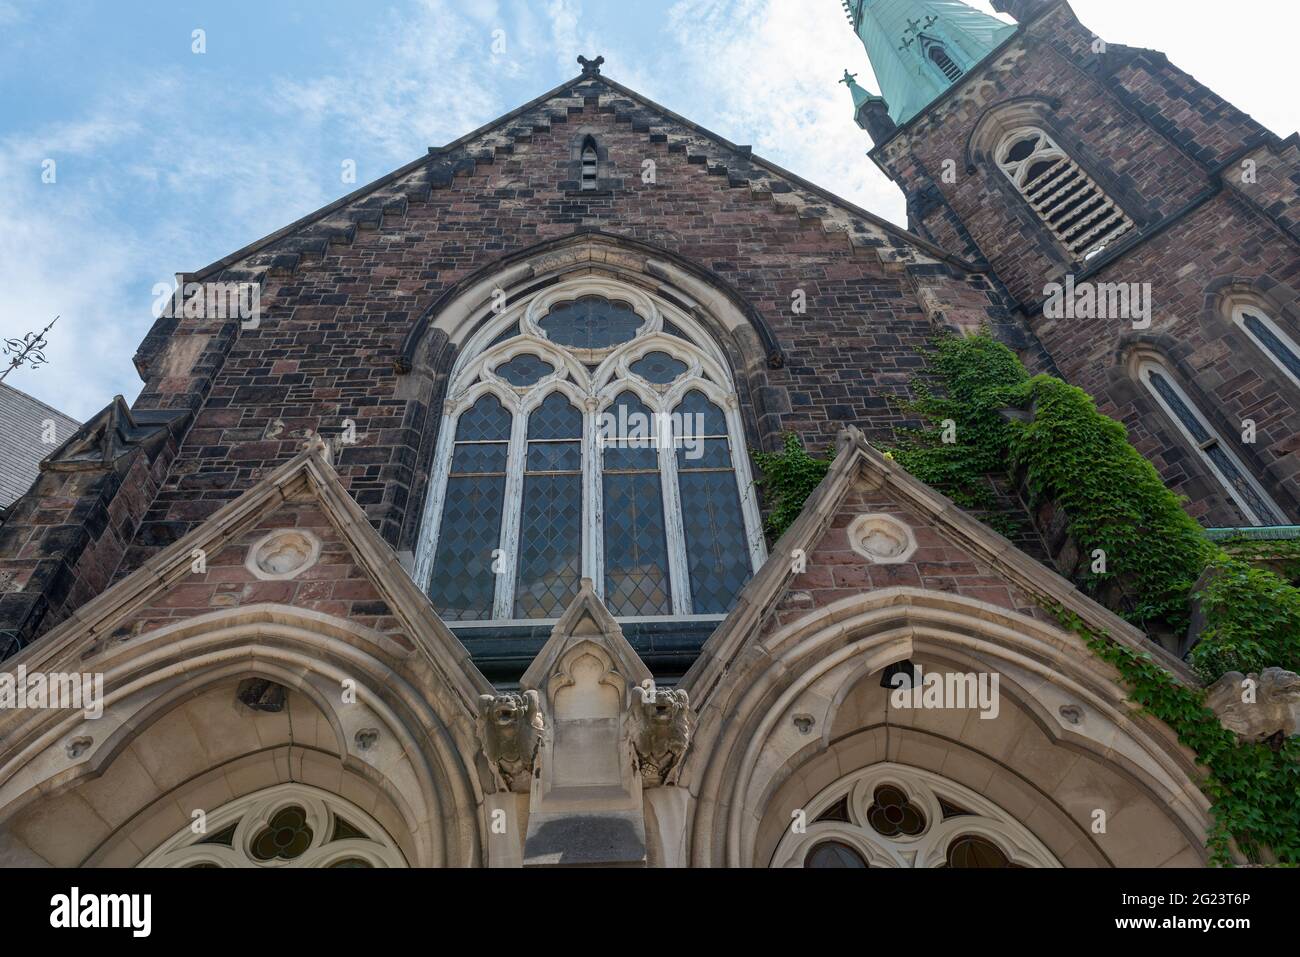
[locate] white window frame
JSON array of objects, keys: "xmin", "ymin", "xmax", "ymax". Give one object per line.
[
  {"xmin": 995, "ymin": 126, "xmax": 1134, "ymax": 261},
  {"xmin": 771, "ymin": 764, "xmax": 1060, "ymax": 868},
  {"xmin": 413, "ymin": 276, "xmax": 768, "ymax": 623},
  {"xmin": 1137, "ymin": 358, "xmax": 1284, "ymax": 526},
  {"xmin": 1232, "ymin": 303, "xmax": 1300, "ymax": 390}
]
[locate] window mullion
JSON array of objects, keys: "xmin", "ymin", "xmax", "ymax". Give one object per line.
[
  {"xmin": 583, "ymin": 404, "xmax": 604, "ymax": 600},
  {"xmin": 723, "ymin": 402, "xmax": 769, "ymax": 573},
  {"xmin": 412, "ymin": 410, "xmax": 457, "ymax": 590},
  {"xmin": 658, "ymin": 410, "xmax": 692, "ymax": 615},
  {"xmin": 493, "ymin": 404, "xmax": 529, "ymax": 619}
]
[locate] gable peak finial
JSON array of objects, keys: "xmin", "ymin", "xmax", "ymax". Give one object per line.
[{"xmin": 577, "ymin": 54, "xmax": 605, "ymax": 76}]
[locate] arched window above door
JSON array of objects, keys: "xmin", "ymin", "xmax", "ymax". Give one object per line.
[
  {"xmin": 772, "ymin": 764, "xmax": 1059, "ymax": 868},
  {"xmin": 414, "ymin": 277, "xmax": 766, "ymax": 625}
]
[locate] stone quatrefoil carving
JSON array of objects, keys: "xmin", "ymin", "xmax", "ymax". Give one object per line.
[
  {"xmin": 246, "ymin": 529, "xmax": 322, "ymax": 581},
  {"xmin": 846, "ymin": 514, "xmax": 918, "ymax": 565}
]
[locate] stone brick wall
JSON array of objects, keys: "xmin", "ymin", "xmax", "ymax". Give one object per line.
[{"xmin": 108, "ymin": 79, "xmax": 1010, "ymax": 581}]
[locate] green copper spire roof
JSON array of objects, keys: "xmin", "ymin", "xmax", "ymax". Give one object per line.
[
  {"xmin": 840, "ymin": 0, "xmax": 1017, "ymax": 126},
  {"xmin": 839, "ymin": 69, "xmax": 888, "ymax": 130}
]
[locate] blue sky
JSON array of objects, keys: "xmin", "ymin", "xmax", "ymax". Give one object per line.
[{"xmin": 1, "ymin": 0, "xmax": 1294, "ymax": 419}]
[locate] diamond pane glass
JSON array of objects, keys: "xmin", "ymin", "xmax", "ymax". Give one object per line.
[
  {"xmin": 602, "ymin": 391, "xmax": 671, "ymax": 615},
  {"xmin": 629, "ymin": 351, "xmax": 688, "ymax": 384},
  {"xmin": 450, "ymin": 441, "xmax": 507, "ymax": 473},
  {"xmin": 1147, "ymin": 372, "xmax": 1212, "ymax": 444},
  {"xmin": 495, "ymin": 353, "xmax": 554, "ymax": 387},
  {"xmin": 453, "ymin": 394, "xmax": 512, "ymax": 442},
  {"xmin": 430, "ymin": 475, "xmax": 506, "ymax": 620},
  {"xmin": 514, "ymin": 474, "xmax": 582, "ymax": 618},
  {"xmin": 603, "ymin": 472, "xmax": 672, "ymax": 616},
  {"xmin": 678, "ymin": 470, "xmax": 750, "ymax": 613},
  {"xmin": 1243, "ymin": 312, "xmax": 1300, "ymax": 380},
  {"xmin": 514, "ymin": 393, "xmax": 584, "ymax": 618},
  {"xmin": 673, "ymin": 389, "xmax": 728, "ymax": 436},
  {"xmin": 675, "ymin": 392, "xmax": 750, "ymax": 613},
  {"xmin": 539, "ymin": 296, "xmax": 642, "ymax": 349},
  {"xmin": 429, "ymin": 394, "xmax": 511, "ymax": 621},
  {"xmin": 529, "ymin": 392, "xmax": 582, "ymax": 440}
]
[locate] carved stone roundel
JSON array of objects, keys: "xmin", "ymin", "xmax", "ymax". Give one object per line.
[
  {"xmin": 847, "ymin": 514, "xmax": 917, "ymax": 565},
  {"xmin": 246, "ymin": 529, "xmax": 322, "ymax": 581}
]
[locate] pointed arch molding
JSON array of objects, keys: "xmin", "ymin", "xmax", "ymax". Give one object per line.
[
  {"xmin": 0, "ymin": 605, "xmax": 488, "ymax": 868},
  {"xmin": 397, "ymin": 230, "xmax": 786, "ymax": 374},
  {"xmin": 679, "ymin": 587, "xmax": 1214, "ymax": 868}
]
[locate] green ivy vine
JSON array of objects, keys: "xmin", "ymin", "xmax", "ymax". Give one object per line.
[{"xmin": 751, "ymin": 433, "xmax": 831, "ymax": 539}]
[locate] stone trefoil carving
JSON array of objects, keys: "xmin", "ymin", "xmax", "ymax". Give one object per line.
[
  {"xmin": 1206, "ymin": 667, "xmax": 1300, "ymax": 744},
  {"xmin": 630, "ymin": 679, "xmax": 691, "ymax": 786},
  {"xmin": 477, "ymin": 691, "xmax": 544, "ymax": 792}
]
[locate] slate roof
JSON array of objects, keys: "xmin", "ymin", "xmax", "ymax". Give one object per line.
[{"xmin": 0, "ymin": 382, "xmax": 79, "ymax": 508}]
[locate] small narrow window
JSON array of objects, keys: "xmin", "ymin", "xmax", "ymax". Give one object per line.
[
  {"xmin": 1233, "ymin": 305, "xmax": 1300, "ymax": 388},
  {"xmin": 1138, "ymin": 360, "xmax": 1285, "ymax": 526},
  {"xmin": 923, "ymin": 38, "xmax": 963, "ymax": 82},
  {"xmin": 996, "ymin": 127, "xmax": 1134, "ymax": 261},
  {"xmin": 580, "ymin": 137, "xmax": 599, "ymax": 191}
]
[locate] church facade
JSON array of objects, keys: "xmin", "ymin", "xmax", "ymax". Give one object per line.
[{"xmin": 0, "ymin": 0, "xmax": 1295, "ymax": 868}]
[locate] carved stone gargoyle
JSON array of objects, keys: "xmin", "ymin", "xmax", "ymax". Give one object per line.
[
  {"xmin": 1206, "ymin": 667, "xmax": 1300, "ymax": 743},
  {"xmin": 629, "ymin": 679, "xmax": 691, "ymax": 787},
  {"xmin": 477, "ymin": 691, "xmax": 544, "ymax": 793}
]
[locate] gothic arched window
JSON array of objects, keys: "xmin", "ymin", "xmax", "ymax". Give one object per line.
[
  {"xmin": 1137, "ymin": 359, "xmax": 1285, "ymax": 526},
  {"xmin": 996, "ymin": 127, "xmax": 1134, "ymax": 261},
  {"xmin": 415, "ymin": 278, "xmax": 766, "ymax": 624},
  {"xmin": 1232, "ymin": 304, "xmax": 1300, "ymax": 389},
  {"xmin": 921, "ymin": 36, "xmax": 963, "ymax": 82}
]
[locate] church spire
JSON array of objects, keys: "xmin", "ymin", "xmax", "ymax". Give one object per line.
[{"xmin": 840, "ymin": 0, "xmax": 1017, "ymax": 127}]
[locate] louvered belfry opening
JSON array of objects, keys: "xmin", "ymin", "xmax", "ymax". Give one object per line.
[
  {"xmin": 925, "ymin": 41, "xmax": 963, "ymax": 82},
  {"xmin": 998, "ymin": 128, "xmax": 1134, "ymax": 260},
  {"xmin": 580, "ymin": 136, "xmax": 599, "ymax": 190}
]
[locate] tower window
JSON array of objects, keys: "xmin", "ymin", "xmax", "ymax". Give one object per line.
[
  {"xmin": 923, "ymin": 39, "xmax": 963, "ymax": 82},
  {"xmin": 580, "ymin": 137, "xmax": 599, "ymax": 190},
  {"xmin": 1232, "ymin": 305, "xmax": 1300, "ymax": 388},
  {"xmin": 996, "ymin": 128, "xmax": 1134, "ymax": 261},
  {"xmin": 1137, "ymin": 360, "xmax": 1285, "ymax": 526}
]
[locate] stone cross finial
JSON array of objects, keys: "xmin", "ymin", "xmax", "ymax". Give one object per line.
[{"xmin": 577, "ymin": 54, "xmax": 604, "ymax": 76}]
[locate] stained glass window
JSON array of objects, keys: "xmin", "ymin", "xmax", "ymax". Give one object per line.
[
  {"xmin": 539, "ymin": 296, "xmax": 642, "ymax": 350},
  {"xmin": 1240, "ymin": 309, "xmax": 1300, "ymax": 382},
  {"xmin": 1144, "ymin": 368, "xmax": 1283, "ymax": 525},
  {"xmin": 430, "ymin": 394, "xmax": 510, "ymax": 621},
  {"xmin": 515, "ymin": 394, "xmax": 583, "ymax": 618},
  {"xmin": 495, "ymin": 353, "xmax": 554, "ymax": 387},
  {"xmin": 629, "ymin": 351, "xmax": 688, "ymax": 384},
  {"xmin": 674, "ymin": 391, "xmax": 750, "ymax": 614},
  {"xmin": 603, "ymin": 392, "xmax": 672, "ymax": 615},
  {"xmin": 423, "ymin": 287, "xmax": 763, "ymax": 623}
]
